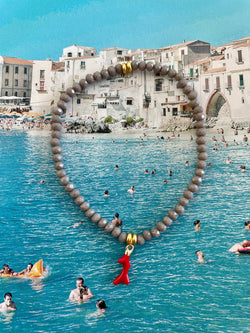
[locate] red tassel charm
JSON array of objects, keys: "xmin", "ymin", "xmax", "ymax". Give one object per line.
[{"xmin": 113, "ymin": 244, "xmax": 134, "ymax": 285}]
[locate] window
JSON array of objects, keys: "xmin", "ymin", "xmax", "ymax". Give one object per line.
[
  {"xmin": 172, "ymin": 108, "xmax": 178, "ymax": 116},
  {"xmin": 216, "ymin": 77, "xmax": 220, "ymax": 89},
  {"xmin": 5, "ymin": 79, "xmax": 9, "ymax": 86},
  {"xmin": 67, "ymin": 52, "xmax": 72, "ymax": 57},
  {"xmin": 205, "ymin": 78, "xmax": 209, "ymax": 90},
  {"xmin": 241, "ymin": 97, "xmax": 244, "ymax": 103},
  {"xmin": 24, "ymin": 67, "xmax": 27, "ymax": 74},
  {"xmin": 14, "ymin": 92, "xmax": 18, "ymax": 97},
  {"xmin": 127, "ymin": 99, "xmax": 133, "ymax": 105},
  {"xmin": 163, "ymin": 108, "xmax": 166, "ymax": 116},
  {"xmin": 15, "ymin": 67, "xmax": 19, "ymax": 74},
  {"xmin": 80, "ymin": 61, "xmax": 85, "ymax": 69},
  {"xmin": 190, "ymin": 68, "xmax": 193, "ymax": 77},
  {"xmin": 67, "ymin": 61, "xmax": 70, "ymax": 68},
  {"xmin": 78, "ymin": 52, "xmax": 81, "ymax": 57},
  {"xmin": 165, "ymin": 98, "xmax": 168, "ymax": 102},
  {"xmin": 5, "ymin": 66, "xmax": 9, "ymax": 73},
  {"xmin": 40, "ymin": 70, "xmax": 45, "ymax": 79},
  {"xmin": 181, "ymin": 50, "xmax": 184, "ymax": 56},
  {"xmin": 227, "ymin": 54, "xmax": 229, "ymax": 59},
  {"xmin": 166, "ymin": 53, "xmax": 168, "ymax": 58},
  {"xmin": 5, "ymin": 91, "xmax": 8, "ymax": 96},
  {"xmin": 23, "ymin": 80, "xmax": 27, "ymax": 87},
  {"xmin": 176, "ymin": 96, "xmax": 180, "ymax": 102},
  {"xmin": 171, "ymin": 52, "xmax": 173, "ymax": 56},
  {"xmin": 227, "ymin": 75, "xmax": 232, "ymax": 89},
  {"xmin": 117, "ymin": 50, "xmax": 122, "ymax": 55},
  {"xmin": 23, "ymin": 92, "xmax": 26, "ymax": 97},
  {"xmin": 239, "ymin": 74, "xmax": 244, "ymax": 87},
  {"xmin": 154, "ymin": 101, "xmax": 157, "ymax": 107},
  {"xmin": 40, "ymin": 81, "xmax": 44, "ymax": 90},
  {"xmin": 237, "ymin": 50, "xmax": 243, "ymax": 63},
  {"xmin": 77, "ymin": 99, "xmax": 81, "ymax": 104},
  {"xmin": 15, "ymin": 79, "xmax": 18, "ymax": 87},
  {"xmin": 155, "ymin": 79, "xmax": 163, "ymax": 91}
]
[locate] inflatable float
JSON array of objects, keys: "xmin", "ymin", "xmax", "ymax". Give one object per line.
[
  {"xmin": 238, "ymin": 248, "xmax": 250, "ymax": 254},
  {"xmin": 0, "ymin": 259, "xmax": 46, "ymax": 278}
]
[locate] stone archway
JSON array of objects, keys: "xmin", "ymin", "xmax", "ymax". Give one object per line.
[{"xmin": 205, "ymin": 90, "xmax": 231, "ymax": 126}]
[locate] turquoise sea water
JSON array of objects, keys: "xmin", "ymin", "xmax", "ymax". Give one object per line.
[{"xmin": 0, "ymin": 128, "xmax": 249, "ymax": 332}]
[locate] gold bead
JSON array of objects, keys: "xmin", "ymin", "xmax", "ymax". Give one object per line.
[
  {"xmin": 126, "ymin": 61, "xmax": 132, "ymax": 73},
  {"xmin": 126, "ymin": 232, "xmax": 133, "ymax": 245},
  {"xmin": 122, "ymin": 63, "xmax": 127, "ymax": 74},
  {"xmin": 132, "ymin": 233, "xmax": 137, "ymax": 245}
]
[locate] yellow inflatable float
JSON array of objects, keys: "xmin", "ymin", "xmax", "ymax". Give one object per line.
[{"xmin": 0, "ymin": 259, "xmax": 46, "ymax": 278}]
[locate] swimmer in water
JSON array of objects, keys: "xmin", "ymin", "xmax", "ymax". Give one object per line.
[
  {"xmin": 96, "ymin": 299, "xmax": 107, "ymax": 312},
  {"xmin": 0, "ymin": 293, "xmax": 16, "ymax": 312},
  {"xmin": 195, "ymin": 250, "xmax": 206, "ymax": 264},
  {"xmin": 69, "ymin": 277, "xmax": 93, "ymax": 302},
  {"xmin": 164, "ymin": 179, "xmax": 168, "ymax": 184},
  {"xmin": 185, "ymin": 161, "xmax": 189, "ymax": 167},
  {"xmin": 128, "ymin": 185, "xmax": 135, "ymax": 194},
  {"xmin": 18, "ymin": 263, "xmax": 33, "ymax": 277},
  {"xmin": 0, "ymin": 264, "xmax": 17, "ymax": 277},
  {"xmin": 151, "ymin": 169, "xmax": 156, "ymax": 175},
  {"xmin": 168, "ymin": 170, "xmax": 172, "ymax": 177},
  {"xmin": 245, "ymin": 221, "xmax": 250, "ymax": 230},
  {"xmin": 114, "ymin": 165, "xmax": 119, "ymax": 170},
  {"xmin": 145, "ymin": 169, "xmax": 149, "ymax": 174},
  {"xmin": 225, "ymin": 157, "xmax": 232, "ymax": 164},
  {"xmin": 240, "ymin": 166, "xmax": 246, "ymax": 172},
  {"xmin": 104, "ymin": 190, "xmax": 110, "ymax": 197},
  {"xmin": 194, "ymin": 220, "xmax": 201, "ymax": 231},
  {"xmin": 228, "ymin": 240, "xmax": 250, "ymax": 253},
  {"xmin": 112, "ymin": 213, "xmax": 122, "ymax": 227},
  {"xmin": 40, "ymin": 179, "xmax": 45, "ymax": 184}
]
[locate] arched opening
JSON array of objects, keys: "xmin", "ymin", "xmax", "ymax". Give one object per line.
[{"xmin": 206, "ymin": 90, "xmax": 231, "ymax": 121}]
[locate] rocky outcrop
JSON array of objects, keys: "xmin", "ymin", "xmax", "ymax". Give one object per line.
[{"xmin": 66, "ymin": 119, "xmax": 111, "ymax": 133}]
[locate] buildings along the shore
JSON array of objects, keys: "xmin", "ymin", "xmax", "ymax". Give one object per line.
[{"xmin": 0, "ymin": 37, "xmax": 250, "ymax": 128}]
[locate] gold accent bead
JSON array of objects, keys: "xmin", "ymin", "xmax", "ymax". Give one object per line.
[
  {"xmin": 132, "ymin": 233, "xmax": 137, "ymax": 245},
  {"xmin": 126, "ymin": 232, "xmax": 132, "ymax": 245},
  {"xmin": 122, "ymin": 63, "xmax": 127, "ymax": 74},
  {"xmin": 126, "ymin": 61, "xmax": 132, "ymax": 73}
]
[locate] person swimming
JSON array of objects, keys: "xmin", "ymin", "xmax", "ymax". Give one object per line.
[
  {"xmin": 145, "ymin": 169, "xmax": 149, "ymax": 174},
  {"xmin": 185, "ymin": 161, "xmax": 189, "ymax": 167},
  {"xmin": 0, "ymin": 293, "xmax": 16, "ymax": 312},
  {"xmin": 112, "ymin": 213, "xmax": 122, "ymax": 227},
  {"xmin": 244, "ymin": 221, "xmax": 250, "ymax": 230},
  {"xmin": 96, "ymin": 299, "xmax": 107, "ymax": 312},
  {"xmin": 69, "ymin": 277, "xmax": 93, "ymax": 302},
  {"xmin": 195, "ymin": 250, "xmax": 206, "ymax": 264},
  {"xmin": 114, "ymin": 165, "xmax": 119, "ymax": 170},
  {"xmin": 228, "ymin": 240, "xmax": 250, "ymax": 253},
  {"xmin": 0, "ymin": 264, "xmax": 17, "ymax": 277},
  {"xmin": 18, "ymin": 263, "xmax": 33, "ymax": 277},
  {"xmin": 194, "ymin": 220, "xmax": 201, "ymax": 231},
  {"xmin": 225, "ymin": 157, "xmax": 232, "ymax": 164},
  {"xmin": 104, "ymin": 190, "xmax": 110, "ymax": 197},
  {"xmin": 128, "ymin": 185, "xmax": 135, "ymax": 194}
]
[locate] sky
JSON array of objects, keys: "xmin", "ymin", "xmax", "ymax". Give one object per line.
[{"xmin": 0, "ymin": 0, "xmax": 250, "ymax": 61}]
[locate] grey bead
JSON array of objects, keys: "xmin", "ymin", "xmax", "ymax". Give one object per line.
[
  {"xmin": 56, "ymin": 169, "xmax": 66, "ymax": 178},
  {"xmin": 98, "ymin": 218, "xmax": 108, "ymax": 228},
  {"xmin": 198, "ymin": 152, "xmax": 208, "ymax": 161},
  {"xmin": 196, "ymin": 137, "xmax": 206, "ymax": 145},
  {"xmin": 195, "ymin": 169, "xmax": 205, "ymax": 177},
  {"xmin": 51, "ymin": 115, "xmax": 62, "ymax": 124},
  {"xmin": 105, "ymin": 222, "xmax": 115, "ymax": 233},
  {"xmin": 168, "ymin": 209, "xmax": 178, "ymax": 220},
  {"xmin": 138, "ymin": 61, "xmax": 146, "ymax": 71},
  {"xmin": 137, "ymin": 235, "xmax": 145, "ymax": 245},
  {"xmin": 175, "ymin": 73, "xmax": 184, "ymax": 81},
  {"xmin": 131, "ymin": 60, "xmax": 139, "ymax": 70},
  {"xmin": 143, "ymin": 230, "xmax": 152, "ymax": 240},
  {"xmin": 192, "ymin": 176, "xmax": 202, "ymax": 185},
  {"xmin": 51, "ymin": 131, "xmax": 62, "ymax": 139},
  {"xmin": 86, "ymin": 74, "xmax": 94, "ymax": 84},
  {"xmin": 54, "ymin": 162, "xmax": 64, "ymax": 170},
  {"xmin": 75, "ymin": 196, "xmax": 85, "ymax": 206},
  {"xmin": 60, "ymin": 93, "xmax": 71, "ymax": 103},
  {"xmin": 156, "ymin": 221, "xmax": 166, "ymax": 232},
  {"xmin": 160, "ymin": 65, "xmax": 169, "ymax": 75},
  {"xmin": 107, "ymin": 66, "xmax": 116, "ymax": 77},
  {"xmin": 195, "ymin": 113, "xmax": 205, "ymax": 121},
  {"xmin": 196, "ymin": 120, "xmax": 205, "ymax": 128},
  {"xmin": 80, "ymin": 202, "xmax": 90, "ymax": 210},
  {"xmin": 183, "ymin": 190, "xmax": 193, "ymax": 200},
  {"xmin": 188, "ymin": 183, "xmax": 199, "ymax": 193},
  {"xmin": 65, "ymin": 183, "xmax": 74, "ymax": 192},
  {"xmin": 72, "ymin": 83, "xmax": 82, "ymax": 93},
  {"xmin": 60, "ymin": 176, "xmax": 69, "ymax": 186},
  {"xmin": 189, "ymin": 99, "xmax": 198, "ymax": 108},
  {"xmin": 70, "ymin": 189, "xmax": 80, "ymax": 198},
  {"xmin": 196, "ymin": 128, "xmax": 206, "ymax": 137},
  {"xmin": 65, "ymin": 88, "xmax": 75, "ymax": 97},
  {"xmin": 100, "ymin": 69, "xmax": 109, "ymax": 79},
  {"xmin": 119, "ymin": 232, "xmax": 127, "ymax": 243},
  {"xmin": 57, "ymin": 100, "xmax": 67, "ymax": 110},
  {"xmin": 154, "ymin": 63, "xmax": 162, "ymax": 74},
  {"xmin": 51, "ymin": 123, "xmax": 62, "ymax": 131},
  {"xmin": 50, "ymin": 138, "xmax": 60, "ymax": 146},
  {"xmin": 188, "ymin": 91, "xmax": 197, "ymax": 100},
  {"xmin": 175, "ymin": 204, "xmax": 185, "ymax": 214},
  {"xmin": 52, "ymin": 107, "xmax": 64, "ymax": 116},
  {"xmin": 177, "ymin": 79, "xmax": 187, "ymax": 88},
  {"xmin": 91, "ymin": 213, "xmax": 101, "ymax": 223},
  {"xmin": 183, "ymin": 85, "xmax": 192, "ymax": 94},
  {"xmin": 79, "ymin": 79, "xmax": 88, "ymax": 89},
  {"xmin": 85, "ymin": 209, "xmax": 95, "ymax": 218},
  {"xmin": 196, "ymin": 160, "xmax": 206, "ymax": 169},
  {"xmin": 115, "ymin": 64, "xmax": 123, "ymax": 74},
  {"xmin": 197, "ymin": 144, "xmax": 207, "ymax": 153},
  {"xmin": 146, "ymin": 62, "xmax": 154, "ymax": 71},
  {"xmin": 93, "ymin": 71, "xmax": 102, "ymax": 81},
  {"xmin": 193, "ymin": 106, "xmax": 203, "ymax": 114},
  {"xmin": 111, "ymin": 227, "xmax": 122, "ymax": 238},
  {"xmin": 163, "ymin": 216, "xmax": 173, "ymax": 225},
  {"xmin": 151, "ymin": 227, "xmax": 160, "ymax": 238},
  {"xmin": 168, "ymin": 69, "xmax": 177, "ymax": 78},
  {"xmin": 179, "ymin": 197, "xmax": 189, "ymax": 206}
]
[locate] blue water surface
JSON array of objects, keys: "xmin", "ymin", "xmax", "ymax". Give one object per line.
[{"xmin": 0, "ymin": 128, "xmax": 249, "ymax": 333}]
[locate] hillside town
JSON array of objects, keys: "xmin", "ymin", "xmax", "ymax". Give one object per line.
[{"xmin": 0, "ymin": 36, "xmax": 250, "ymax": 131}]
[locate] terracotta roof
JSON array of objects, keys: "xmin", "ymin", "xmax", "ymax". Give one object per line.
[
  {"xmin": 211, "ymin": 54, "xmax": 225, "ymax": 61},
  {"xmin": 188, "ymin": 57, "xmax": 210, "ymax": 66},
  {"xmin": 217, "ymin": 36, "xmax": 250, "ymax": 47},
  {"xmin": 159, "ymin": 40, "xmax": 197, "ymax": 51},
  {"xmin": 52, "ymin": 62, "xmax": 65, "ymax": 71},
  {"xmin": 204, "ymin": 66, "xmax": 226, "ymax": 74},
  {"xmin": 235, "ymin": 41, "xmax": 250, "ymax": 48},
  {"xmin": 64, "ymin": 55, "xmax": 98, "ymax": 60},
  {"xmin": 3, "ymin": 57, "xmax": 33, "ymax": 65}
]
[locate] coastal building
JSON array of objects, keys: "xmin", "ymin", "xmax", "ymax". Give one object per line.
[{"xmin": 0, "ymin": 56, "xmax": 33, "ymax": 106}]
